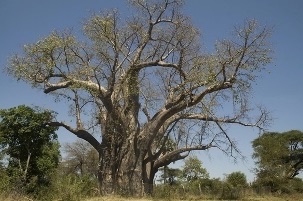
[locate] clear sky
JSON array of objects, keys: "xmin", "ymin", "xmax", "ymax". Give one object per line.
[{"xmin": 1, "ymin": 0, "xmax": 303, "ymax": 182}]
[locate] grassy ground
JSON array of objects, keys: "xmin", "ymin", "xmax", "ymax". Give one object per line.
[
  {"xmin": 1, "ymin": 194, "xmax": 303, "ymax": 201},
  {"xmin": 84, "ymin": 194, "xmax": 303, "ymax": 201}
]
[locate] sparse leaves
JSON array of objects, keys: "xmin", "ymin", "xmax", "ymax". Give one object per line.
[{"xmin": 5, "ymin": 0, "xmax": 273, "ymax": 195}]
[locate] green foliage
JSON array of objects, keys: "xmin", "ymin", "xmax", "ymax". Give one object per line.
[
  {"xmin": 289, "ymin": 178, "xmax": 303, "ymax": 193},
  {"xmin": 36, "ymin": 172, "xmax": 99, "ymax": 201},
  {"xmin": 220, "ymin": 182, "xmax": 244, "ymax": 200},
  {"xmin": 0, "ymin": 167, "xmax": 10, "ymax": 193},
  {"xmin": 217, "ymin": 171, "xmax": 248, "ymax": 200},
  {"xmin": 154, "ymin": 177, "xmax": 249, "ymax": 200},
  {"xmin": 225, "ymin": 171, "xmax": 248, "ymax": 188},
  {"xmin": 182, "ymin": 156, "xmax": 209, "ymax": 182},
  {"xmin": 197, "ymin": 178, "xmax": 223, "ymax": 196},
  {"xmin": 8, "ymin": 32, "xmax": 77, "ymax": 86},
  {"xmin": 0, "ymin": 105, "xmax": 60, "ymax": 194},
  {"xmin": 158, "ymin": 166, "xmax": 181, "ymax": 185},
  {"xmin": 153, "ymin": 184, "xmax": 185, "ymax": 201},
  {"xmin": 252, "ymin": 130, "xmax": 303, "ymax": 193}
]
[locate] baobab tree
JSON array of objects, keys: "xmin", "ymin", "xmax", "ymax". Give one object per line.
[{"xmin": 6, "ymin": 0, "xmax": 272, "ymax": 196}]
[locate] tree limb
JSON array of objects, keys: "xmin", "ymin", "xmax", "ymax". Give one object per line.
[
  {"xmin": 48, "ymin": 121, "xmax": 101, "ymax": 152},
  {"xmin": 178, "ymin": 113, "xmax": 264, "ymax": 129},
  {"xmin": 154, "ymin": 144, "xmax": 214, "ymax": 169},
  {"xmin": 44, "ymin": 79, "xmax": 107, "ymax": 94}
]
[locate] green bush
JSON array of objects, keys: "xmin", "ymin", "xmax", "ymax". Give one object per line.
[
  {"xmin": 36, "ymin": 173, "xmax": 99, "ymax": 201},
  {"xmin": 220, "ymin": 183, "xmax": 244, "ymax": 200},
  {"xmin": 226, "ymin": 171, "xmax": 248, "ymax": 188},
  {"xmin": 153, "ymin": 184, "xmax": 185, "ymax": 200},
  {"xmin": 197, "ymin": 178, "xmax": 224, "ymax": 196},
  {"xmin": 153, "ymin": 178, "xmax": 231, "ymax": 200},
  {"xmin": 252, "ymin": 177, "xmax": 303, "ymax": 195},
  {"xmin": 0, "ymin": 169, "xmax": 10, "ymax": 193},
  {"xmin": 0, "ymin": 163, "xmax": 99, "ymax": 201},
  {"xmin": 289, "ymin": 178, "xmax": 303, "ymax": 193}
]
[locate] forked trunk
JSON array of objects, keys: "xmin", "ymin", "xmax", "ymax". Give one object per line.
[
  {"xmin": 97, "ymin": 135, "xmax": 159, "ymax": 196},
  {"xmin": 97, "ymin": 98, "xmax": 158, "ymax": 196}
]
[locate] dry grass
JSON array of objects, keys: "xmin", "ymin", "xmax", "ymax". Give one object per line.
[
  {"xmin": 85, "ymin": 195, "xmax": 303, "ymax": 201},
  {"xmin": 1, "ymin": 194, "xmax": 303, "ymax": 201},
  {"xmin": 84, "ymin": 194, "xmax": 303, "ymax": 201},
  {"xmin": 0, "ymin": 193, "xmax": 34, "ymax": 201},
  {"xmin": 85, "ymin": 196, "xmax": 153, "ymax": 201}
]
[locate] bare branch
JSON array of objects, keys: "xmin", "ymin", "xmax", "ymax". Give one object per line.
[
  {"xmin": 44, "ymin": 81, "xmax": 72, "ymax": 93},
  {"xmin": 154, "ymin": 143, "xmax": 214, "ymax": 169},
  {"xmin": 178, "ymin": 113, "xmax": 265, "ymax": 130},
  {"xmin": 48, "ymin": 121, "xmax": 101, "ymax": 152},
  {"xmin": 44, "ymin": 78, "xmax": 107, "ymax": 95}
]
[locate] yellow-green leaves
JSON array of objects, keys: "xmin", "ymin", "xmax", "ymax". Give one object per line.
[
  {"xmin": 84, "ymin": 14, "xmax": 115, "ymax": 43},
  {"xmin": 6, "ymin": 31, "xmax": 83, "ymax": 89},
  {"xmin": 187, "ymin": 55, "xmax": 219, "ymax": 87}
]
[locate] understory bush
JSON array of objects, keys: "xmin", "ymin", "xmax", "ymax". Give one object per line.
[
  {"xmin": 0, "ymin": 170, "xmax": 99, "ymax": 201},
  {"xmin": 36, "ymin": 173, "xmax": 99, "ymax": 201},
  {"xmin": 153, "ymin": 178, "xmax": 246, "ymax": 200}
]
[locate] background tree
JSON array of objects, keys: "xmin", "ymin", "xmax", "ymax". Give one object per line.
[
  {"xmin": 182, "ymin": 156, "xmax": 209, "ymax": 182},
  {"xmin": 62, "ymin": 139, "xmax": 99, "ymax": 177},
  {"xmin": 221, "ymin": 171, "xmax": 247, "ymax": 200},
  {"xmin": 158, "ymin": 166, "xmax": 181, "ymax": 185},
  {"xmin": 225, "ymin": 171, "xmax": 248, "ymax": 188},
  {"xmin": 6, "ymin": 0, "xmax": 272, "ymax": 195},
  {"xmin": 252, "ymin": 130, "xmax": 303, "ymax": 191},
  {"xmin": 0, "ymin": 105, "xmax": 60, "ymax": 193}
]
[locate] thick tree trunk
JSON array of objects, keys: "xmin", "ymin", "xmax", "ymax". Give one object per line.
[
  {"xmin": 97, "ymin": 113, "xmax": 145, "ymax": 196},
  {"xmin": 98, "ymin": 144, "xmax": 145, "ymax": 196},
  {"xmin": 120, "ymin": 159, "xmax": 144, "ymax": 196},
  {"xmin": 97, "ymin": 91, "xmax": 157, "ymax": 196},
  {"xmin": 142, "ymin": 160, "xmax": 157, "ymax": 196}
]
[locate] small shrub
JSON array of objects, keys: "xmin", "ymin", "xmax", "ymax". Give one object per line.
[
  {"xmin": 153, "ymin": 184, "xmax": 185, "ymax": 200},
  {"xmin": 220, "ymin": 183, "xmax": 244, "ymax": 200},
  {"xmin": 35, "ymin": 172, "xmax": 98, "ymax": 201},
  {"xmin": 0, "ymin": 169, "xmax": 10, "ymax": 193}
]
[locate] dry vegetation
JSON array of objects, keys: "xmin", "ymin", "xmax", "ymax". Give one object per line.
[
  {"xmin": 1, "ymin": 194, "xmax": 303, "ymax": 201},
  {"xmin": 84, "ymin": 194, "xmax": 303, "ymax": 201}
]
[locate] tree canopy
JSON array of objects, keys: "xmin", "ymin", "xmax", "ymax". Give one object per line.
[
  {"xmin": 225, "ymin": 171, "xmax": 248, "ymax": 188},
  {"xmin": 182, "ymin": 156, "xmax": 209, "ymax": 182},
  {"xmin": 253, "ymin": 130, "xmax": 303, "ymax": 180},
  {"xmin": 0, "ymin": 105, "xmax": 60, "ymax": 191},
  {"xmin": 158, "ymin": 166, "xmax": 181, "ymax": 185},
  {"xmin": 6, "ymin": 0, "xmax": 272, "ymax": 195}
]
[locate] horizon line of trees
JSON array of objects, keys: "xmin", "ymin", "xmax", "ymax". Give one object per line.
[{"xmin": 1, "ymin": 105, "xmax": 303, "ymax": 200}]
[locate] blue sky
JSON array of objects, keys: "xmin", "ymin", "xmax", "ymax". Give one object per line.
[{"xmin": 1, "ymin": 0, "xmax": 303, "ymax": 181}]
